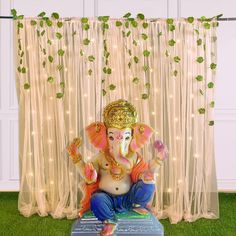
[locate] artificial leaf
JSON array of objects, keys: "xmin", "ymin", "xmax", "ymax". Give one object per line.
[
  {"xmin": 83, "ymin": 38, "xmax": 90, "ymax": 45},
  {"xmin": 38, "ymin": 12, "xmax": 46, "ymax": 17},
  {"xmin": 142, "ymin": 93, "xmax": 149, "ymax": 99},
  {"xmin": 142, "ymin": 22, "xmax": 148, "ymax": 29},
  {"xmin": 132, "ymin": 77, "xmax": 139, "ymax": 84},
  {"xmin": 123, "ymin": 12, "xmax": 131, "ymax": 18},
  {"xmin": 47, "ymin": 76, "xmax": 54, "ymax": 83},
  {"xmin": 196, "ymin": 75, "xmax": 203, "ymax": 81},
  {"xmin": 168, "ymin": 39, "xmax": 176, "ymax": 46},
  {"xmin": 24, "ymin": 83, "xmax": 30, "ymax": 89},
  {"xmin": 30, "ymin": 20, "xmax": 37, "ymax": 26},
  {"xmin": 56, "ymin": 92, "xmax": 63, "ymax": 98},
  {"xmin": 174, "ymin": 56, "xmax": 181, "ymax": 63},
  {"xmin": 187, "ymin": 17, "xmax": 194, "ymax": 23},
  {"xmin": 141, "ymin": 33, "xmax": 148, "ymax": 40},
  {"xmin": 57, "ymin": 49, "xmax": 65, "ymax": 56},
  {"xmin": 137, "ymin": 13, "xmax": 145, "ymax": 20},
  {"xmin": 116, "ymin": 21, "xmax": 122, "ymax": 27},
  {"xmin": 56, "ymin": 32, "xmax": 63, "ymax": 39},
  {"xmin": 198, "ymin": 108, "xmax": 205, "ymax": 114},
  {"xmin": 57, "ymin": 21, "xmax": 63, "ymax": 28},
  {"xmin": 196, "ymin": 57, "xmax": 204, "ymax": 63},
  {"xmin": 102, "ymin": 89, "xmax": 107, "ymax": 96},
  {"xmin": 167, "ymin": 18, "xmax": 174, "ymax": 24},
  {"xmin": 208, "ymin": 82, "xmax": 214, "ymax": 88},
  {"xmin": 143, "ymin": 50, "xmax": 150, "ymax": 57},
  {"xmin": 88, "ymin": 55, "xmax": 95, "ymax": 62},
  {"xmin": 210, "ymin": 63, "xmax": 217, "ymax": 70},
  {"xmin": 60, "ymin": 82, "xmax": 65, "ymax": 88},
  {"xmin": 210, "ymin": 101, "xmax": 215, "ymax": 108},
  {"xmin": 48, "ymin": 55, "xmax": 53, "ymax": 62},
  {"xmin": 197, "ymin": 39, "xmax": 202, "ymax": 46},
  {"xmin": 81, "ymin": 17, "xmax": 88, "ymax": 23},
  {"xmin": 109, "ymin": 84, "xmax": 116, "ymax": 90},
  {"xmin": 134, "ymin": 56, "xmax": 139, "ymax": 63},
  {"xmin": 51, "ymin": 12, "xmax": 59, "ymax": 19},
  {"xmin": 209, "ymin": 120, "xmax": 214, "ymax": 126}
]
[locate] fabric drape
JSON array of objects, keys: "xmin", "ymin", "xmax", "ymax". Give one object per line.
[{"xmin": 14, "ymin": 17, "xmax": 219, "ymax": 223}]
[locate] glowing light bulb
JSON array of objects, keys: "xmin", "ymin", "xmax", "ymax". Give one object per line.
[
  {"xmin": 69, "ymin": 130, "xmax": 73, "ymax": 134},
  {"xmin": 28, "ymin": 172, "xmax": 33, "ymax": 177},
  {"xmin": 152, "ymin": 111, "xmax": 155, "ymax": 115},
  {"xmin": 173, "ymin": 157, "xmax": 177, "ymax": 161},
  {"xmin": 91, "ymin": 38, "xmax": 95, "ymax": 42},
  {"xmin": 31, "ymin": 131, "xmax": 35, "ymax": 136},
  {"xmin": 113, "ymin": 45, "xmax": 117, "ymax": 49},
  {"xmin": 191, "ymin": 114, "xmax": 195, "ymax": 118},
  {"xmin": 28, "ymin": 152, "xmax": 32, "ymax": 156},
  {"xmin": 40, "ymin": 189, "xmax": 44, "ymax": 193},
  {"xmin": 27, "ymin": 46, "xmax": 31, "ymax": 50},
  {"xmin": 169, "ymin": 94, "xmax": 173, "ymax": 99},
  {"xmin": 150, "ymin": 68, "xmax": 153, "ymax": 73},
  {"xmin": 174, "ymin": 117, "xmax": 178, "ymax": 122},
  {"xmin": 47, "ymin": 116, "xmax": 52, "ymax": 120},
  {"xmin": 69, "ymin": 172, "xmax": 73, "ymax": 176},
  {"xmin": 154, "ymin": 88, "xmax": 158, "ymax": 93},
  {"xmin": 66, "ymin": 110, "xmax": 70, "ymax": 114},
  {"xmin": 84, "ymin": 94, "xmax": 88, "ymax": 97},
  {"xmin": 69, "ymin": 87, "xmax": 73, "ymax": 92},
  {"xmin": 178, "ymin": 179, "xmax": 183, "ymax": 184},
  {"xmin": 167, "ymin": 188, "xmax": 172, "ymax": 193},
  {"xmin": 49, "ymin": 96, "xmax": 53, "ymax": 100},
  {"xmin": 49, "ymin": 158, "xmax": 53, "ymax": 162},
  {"xmin": 176, "ymin": 136, "xmax": 180, "ymax": 140},
  {"xmin": 50, "ymin": 181, "xmax": 54, "ymax": 185},
  {"xmin": 135, "ymin": 97, "xmax": 138, "ymax": 101},
  {"xmin": 189, "ymin": 136, "xmax": 192, "ymax": 140},
  {"xmin": 194, "ymin": 153, "xmax": 199, "ymax": 158},
  {"xmin": 48, "ymin": 139, "xmax": 53, "ymax": 144},
  {"xmin": 190, "ymin": 94, "xmax": 194, "ymax": 99},
  {"xmin": 64, "ymin": 67, "xmax": 68, "ymax": 72}
]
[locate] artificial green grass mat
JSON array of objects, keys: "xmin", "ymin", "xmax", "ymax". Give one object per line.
[{"xmin": 0, "ymin": 192, "xmax": 235, "ymax": 236}]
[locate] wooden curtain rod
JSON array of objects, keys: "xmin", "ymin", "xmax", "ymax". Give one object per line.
[{"xmin": 1, "ymin": 16, "xmax": 236, "ymax": 21}]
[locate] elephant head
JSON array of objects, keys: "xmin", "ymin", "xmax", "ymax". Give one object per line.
[{"xmin": 86, "ymin": 99, "xmax": 153, "ymax": 168}]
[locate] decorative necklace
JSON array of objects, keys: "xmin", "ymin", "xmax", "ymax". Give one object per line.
[{"xmin": 104, "ymin": 151, "xmax": 126, "ymax": 181}]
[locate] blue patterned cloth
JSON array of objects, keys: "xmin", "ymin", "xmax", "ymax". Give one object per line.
[{"xmin": 90, "ymin": 180, "xmax": 155, "ymax": 222}]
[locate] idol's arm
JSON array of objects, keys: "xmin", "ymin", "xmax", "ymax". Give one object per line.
[
  {"xmin": 75, "ymin": 155, "xmax": 99, "ymax": 184},
  {"xmin": 67, "ymin": 138, "xmax": 99, "ymax": 184}
]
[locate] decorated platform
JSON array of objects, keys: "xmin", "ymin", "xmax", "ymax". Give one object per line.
[{"xmin": 71, "ymin": 210, "xmax": 164, "ymax": 236}]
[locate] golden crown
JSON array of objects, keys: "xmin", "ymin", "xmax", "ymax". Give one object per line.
[{"xmin": 103, "ymin": 99, "xmax": 138, "ymax": 129}]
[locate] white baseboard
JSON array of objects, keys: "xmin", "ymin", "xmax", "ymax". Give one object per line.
[
  {"xmin": 0, "ymin": 180, "xmax": 19, "ymax": 191},
  {"xmin": 0, "ymin": 180, "xmax": 236, "ymax": 192},
  {"xmin": 217, "ymin": 179, "xmax": 236, "ymax": 192}
]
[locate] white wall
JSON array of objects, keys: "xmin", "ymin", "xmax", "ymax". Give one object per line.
[{"xmin": 0, "ymin": 0, "xmax": 235, "ymax": 191}]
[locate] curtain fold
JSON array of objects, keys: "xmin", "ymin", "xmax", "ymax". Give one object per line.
[{"xmin": 14, "ymin": 17, "xmax": 219, "ymax": 223}]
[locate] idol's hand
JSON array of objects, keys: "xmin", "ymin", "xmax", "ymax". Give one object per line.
[
  {"xmin": 84, "ymin": 163, "xmax": 97, "ymax": 184},
  {"xmin": 67, "ymin": 138, "xmax": 82, "ymax": 164},
  {"xmin": 153, "ymin": 139, "xmax": 169, "ymax": 161},
  {"xmin": 139, "ymin": 170, "xmax": 155, "ymax": 184}
]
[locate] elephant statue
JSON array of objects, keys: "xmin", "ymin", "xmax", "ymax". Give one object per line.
[{"xmin": 67, "ymin": 99, "xmax": 167, "ymax": 236}]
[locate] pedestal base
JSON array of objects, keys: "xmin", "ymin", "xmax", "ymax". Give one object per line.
[{"xmin": 71, "ymin": 211, "xmax": 164, "ymax": 236}]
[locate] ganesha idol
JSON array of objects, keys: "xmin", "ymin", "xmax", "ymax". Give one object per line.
[{"xmin": 67, "ymin": 99, "xmax": 167, "ymax": 236}]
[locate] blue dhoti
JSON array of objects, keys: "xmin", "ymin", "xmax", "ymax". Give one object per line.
[{"xmin": 90, "ymin": 180, "xmax": 155, "ymax": 222}]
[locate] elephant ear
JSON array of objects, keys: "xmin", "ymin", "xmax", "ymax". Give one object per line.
[
  {"xmin": 130, "ymin": 123, "xmax": 153, "ymax": 151},
  {"xmin": 85, "ymin": 122, "xmax": 108, "ymax": 151}
]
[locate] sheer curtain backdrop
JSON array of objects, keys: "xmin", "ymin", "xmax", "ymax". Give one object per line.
[{"xmin": 14, "ymin": 17, "xmax": 219, "ymax": 223}]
